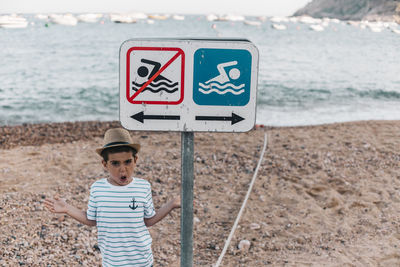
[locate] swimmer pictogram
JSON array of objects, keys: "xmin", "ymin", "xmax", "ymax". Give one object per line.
[
  {"xmin": 193, "ymin": 48, "xmax": 252, "ymax": 106},
  {"xmin": 198, "ymin": 61, "xmax": 245, "ymax": 96},
  {"xmin": 126, "ymin": 47, "xmax": 185, "ymax": 105}
]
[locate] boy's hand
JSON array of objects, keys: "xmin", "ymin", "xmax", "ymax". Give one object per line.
[{"xmin": 44, "ymin": 195, "xmax": 69, "ymax": 214}]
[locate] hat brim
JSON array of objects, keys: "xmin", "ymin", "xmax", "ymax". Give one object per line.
[{"xmin": 96, "ymin": 143, "xmax": 141, "ymax": 156}]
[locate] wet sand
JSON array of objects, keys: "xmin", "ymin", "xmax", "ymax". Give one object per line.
[{"xmin": 1, "ymin": 120, "xmax": 399, "ymax": 266}]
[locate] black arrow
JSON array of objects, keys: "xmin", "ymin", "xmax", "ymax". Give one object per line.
[
  {"xmin": 195, "ymin": 113, "xmax": 245, "ymax": 125},
  {"xmin": 131, "ymin": 112, "xmax": 180, "ymax": 123}
]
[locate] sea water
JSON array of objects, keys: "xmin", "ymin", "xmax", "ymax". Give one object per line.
[{"xmin": 0, "ymin": 15, "xmax": 399, "ymax": 126}]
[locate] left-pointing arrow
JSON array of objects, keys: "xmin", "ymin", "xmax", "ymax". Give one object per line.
[{"xmin": 131, "ymin": 112, "xmax": 180, "ymax": 123}]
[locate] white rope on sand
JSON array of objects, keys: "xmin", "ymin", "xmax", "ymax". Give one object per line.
[{"xmin": 214, "ymin": 133, "xmax": 268, "ymax": 267}]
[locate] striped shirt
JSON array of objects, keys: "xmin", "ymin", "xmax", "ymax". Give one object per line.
[{"xmin": 87, "ymin": 178, "xmax": 156, "ymax": 267}]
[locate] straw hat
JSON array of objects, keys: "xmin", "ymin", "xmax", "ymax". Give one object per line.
[{"xmin": 96, "ymin": 128, "xmax": 140, "ymax": 155}]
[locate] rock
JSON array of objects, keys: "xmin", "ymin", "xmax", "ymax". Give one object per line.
[
  {"xmin": 250, "ymin": 223, "xmax": 261, "ymax": 230},
  {"xmin": 238, "ymin": 239, "xmax": 251, "ymax": 252},
  {"xmin": 57, "ymin": 215, "xmax": 65, "ymax": 222},
  {"xmin": 293, "ymin": 0, "xmax": 399, "ymax": 21},
  {"xmin": 67, "ymin": 230, "xmax": 76, "ymax": 239}
]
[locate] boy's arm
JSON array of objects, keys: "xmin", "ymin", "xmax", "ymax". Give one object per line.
[
  {"xmin": 44, "ymin": 195, "xmax": 96, "ymax": 227},
  {"xmin": 144, "ymin": 196, "xmax": 180, "ymax": 227}
]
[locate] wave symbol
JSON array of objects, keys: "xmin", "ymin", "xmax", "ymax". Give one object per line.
[
  {"xmin": 199, "ymin": 82, "xmax": 245, "ymax": 90},
  {"xmin": 198, "ymin": 82, "xmax": 245, "ymax": 95},
  {"xmin": 199, "ymin": 88, "xmax": 245, "ymax": 95},
  {"xmin": 132, "ymin": 80, "xmax": 179, "ymax": 94}
]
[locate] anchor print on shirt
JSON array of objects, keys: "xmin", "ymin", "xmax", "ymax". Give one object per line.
[{"xmin": 129, "ymin": 197, "xmax": 139, "ymax": 210}]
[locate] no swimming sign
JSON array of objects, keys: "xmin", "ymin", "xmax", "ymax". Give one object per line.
[
  {"xmin": 127, "ymin": 47, "xmax": 185, "ymax": 105},
  {"xmin": 119, "ymin": 38, "xmax": 259, "ymax": 132}
]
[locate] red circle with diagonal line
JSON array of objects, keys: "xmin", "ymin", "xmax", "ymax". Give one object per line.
[{"xmin": 126, "ymin": 47, "xmax": 185, "ymax": 105}]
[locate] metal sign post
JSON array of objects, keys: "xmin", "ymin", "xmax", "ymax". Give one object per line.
[{"xmin": 181, "ymin": 132, "xmax": 194, "ymax": 267}]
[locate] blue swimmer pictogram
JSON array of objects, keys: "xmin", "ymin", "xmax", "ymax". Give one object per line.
[
  {"xmin": 198, "ymin": 61, "xmax": 245, "ymax": 96},
  {"xmin": 132, "ymin": 58, "xmax": 179, "ymax": 94},
  {"xmin": 193, "ymin": 49, "xmax": 252, "ymax": 106}
]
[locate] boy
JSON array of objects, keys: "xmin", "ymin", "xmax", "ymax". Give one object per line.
[{"xmin": 44, "ymin": 128, "xmax": 180, "ymax": 267}]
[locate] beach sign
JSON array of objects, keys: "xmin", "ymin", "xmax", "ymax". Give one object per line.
[{"xmin": 120, "ymin": 38, "xmax": 259, "ymax": 132}]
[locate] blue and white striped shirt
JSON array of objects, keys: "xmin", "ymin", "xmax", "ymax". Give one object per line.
[{"xmin": 87, "ymin": 178, "xmax": 156, "ymax": 267}]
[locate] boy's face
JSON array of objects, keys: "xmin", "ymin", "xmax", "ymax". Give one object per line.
[{"xmin": 102, "ymin": 151, "xmax": 137, "ymax": 186}]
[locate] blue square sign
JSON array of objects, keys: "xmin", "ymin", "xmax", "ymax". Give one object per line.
[{"xmin": 193, "ymin": 48, "xmax": 252, "ymax": 106}]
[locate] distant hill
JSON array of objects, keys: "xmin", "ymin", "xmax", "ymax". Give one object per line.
[{"xmin": 293, "ymin": 0, "xmax": 400, "ymax": 21}]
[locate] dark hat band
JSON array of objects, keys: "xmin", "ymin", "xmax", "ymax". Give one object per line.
[{"xmin": 103, "ymin": 141, "xmax": 130, "ymax": 148}]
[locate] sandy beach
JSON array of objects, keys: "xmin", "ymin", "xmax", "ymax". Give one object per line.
[{"xmin": 1, "ymin": 120, "xmax": 400, "ymax": 266}]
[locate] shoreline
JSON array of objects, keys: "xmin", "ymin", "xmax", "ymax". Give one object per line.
[{"xmin": 1, "ymin": 119, "xmax": 399, "ymax": 150}]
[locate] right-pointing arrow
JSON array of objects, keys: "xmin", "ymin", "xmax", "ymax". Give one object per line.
[{"xmin": 195, "ymin": 112, "xmax": 245, "ymax": 125}]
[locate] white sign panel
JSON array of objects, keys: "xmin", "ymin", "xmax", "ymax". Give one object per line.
[{"xmin": 120, "ymin": 38, "xmax": 259, "ymax": 132}]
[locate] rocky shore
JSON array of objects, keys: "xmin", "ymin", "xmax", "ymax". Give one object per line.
[
  {"xmin": 1, "ymin": 120, "xmax": 400, "ymax": 266},
  {"xmin": 294, "ymin": 0, "xmax": 400, "ymax": 22},
  {"xmin": 0, "ymin": 121, "xmax": 122, "ymax": 150}
]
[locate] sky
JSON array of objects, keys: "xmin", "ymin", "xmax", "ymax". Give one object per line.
[{"xmin": 2, "ymin": 0, "xmax": 312, "ymax": 16}]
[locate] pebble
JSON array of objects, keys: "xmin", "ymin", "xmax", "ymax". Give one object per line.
[
  {"xmin": 58, "ymin": 215, "xmax": 65, "ymax": 222},
  {"xmin": 250, "ymin": 223, "xmax": 261, "ymax": 230},
  {"xmin": 238, "ymin": 239, "xmax": 251, "ymax": 252}
]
